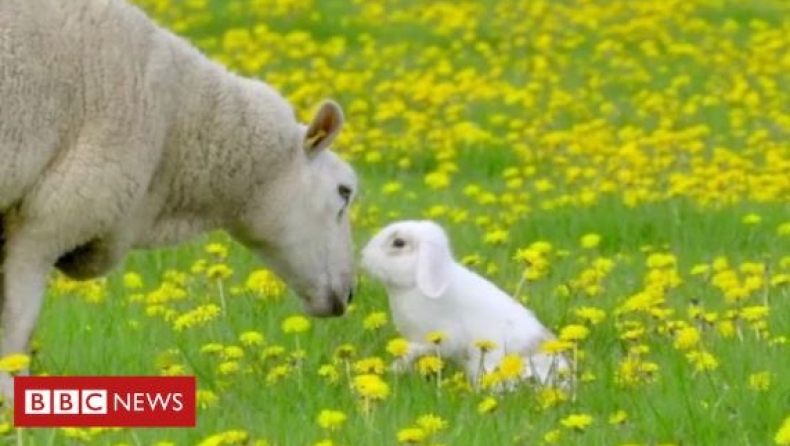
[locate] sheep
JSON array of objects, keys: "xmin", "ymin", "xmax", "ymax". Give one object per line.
[{"xmin": 0, "ymin": 0, "xmax": 357, "ymax": 400}]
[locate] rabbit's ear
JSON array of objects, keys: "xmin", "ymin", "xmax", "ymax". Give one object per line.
[{"xmin": 416, "ymin": 241, "xmax": 452, "ymax": 298}]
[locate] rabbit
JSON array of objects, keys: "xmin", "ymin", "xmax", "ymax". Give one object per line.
[{"xmin": 361, "ymin": 219, "xmax": 570, "ymax": 388}]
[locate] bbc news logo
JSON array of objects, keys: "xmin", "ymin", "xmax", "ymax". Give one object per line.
[{"xmin": 14, "ymin": 376, "xmax": 195, "ymax": 427}]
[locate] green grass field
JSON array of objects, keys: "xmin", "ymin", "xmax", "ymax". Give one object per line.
[{"xmin": 4, "ymin": 0, "xmax": 790, "ymax": 444}]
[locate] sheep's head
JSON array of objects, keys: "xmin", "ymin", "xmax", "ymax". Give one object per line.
[{"xmin": 234, "ymin": 100, "xmax": 356, "ymax": 317}]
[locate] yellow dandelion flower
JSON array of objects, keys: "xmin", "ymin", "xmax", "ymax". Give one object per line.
[
  {"xmin": 317, "ymin": 364, "xmax": 340, "ymax": 384},
  {"xmin": 742, "ymin": 213, "xmax": 761, "ymax": 225},
  {"xmin": 363, "ymin": 312, "xmax": 388, "ymax": 330},
  {"xmin": 416, "ymin": 414, "xmax": 447, "ymax": 435},
  {"xmin": 560, "ymin": 413, "xmax": 594, "ymax": 431},
  {"xmin": 196, "ymin": 389, "xmax": 219, "ymax": 409},
  {"xmin": 608, "ymin": 410, "xmax": 628, "ymax": 424},
  {"xmin": 543, "ymin": 429, "xmax": 562, "ymax": 444},
  {"xmin": 353, "ymin": 357, "xmax": 386, "ymax": 375},
  {"xmin": 333, "ymin": 344, "xmax": 356, "ymax": 360},
  {"xmin": 316, "ymin": 409, "xmax": 347, "ymax": 431},
  {"xmin": 172, "ymin": 304, "xmax": 221, "ymax": 332},
  {"xmin": 386, "ymin": 338, "xmax": 410, "ymax": 358},
  {"xmin": 122, "ymin": 272, "xmax": 144, "ymax": 289},
  {"xmin": 239, "ymin": 331, "xmax": 265, "ymax": 347},
  {"xmin": 559, "ymin": 324, "xmax": 590, "ymax": 342},
  {"xmin": 580, "ymin": 233, "xmax": 601, "ymax": 249},
  {"xmin": 416, "ymin": 356, "xmax": 444, "ymax": 376},
  {"xmin": 536, "ymin": 387, "xmax": 569, "ymax": 410},
  {"xmin": 265, "ymin": 364, "xmax": 292, "ymax": 385},
  {"xmin": 749, "ymin": 371, "xmax": 772, "ymax": 391},
  {"xmin": 686, "ymin": 350, "xmax": 719, "ymax": 372},
  {"xmin": 477, "ymin": 396, "xmax": 498, "ymax": 414},
  {"xmin": 426, "ymin": 331, "xmax": 447, "ymax": 345},
  {"xmin": 776, "ymin": 415, "xmax": 790, "ymax": 445},
  {"xmin": 673, "ymin": 326, "xmax": 700, "ymax": 351},
  {"xmin": 397, "ymin": 427, "xmax": 426, "ymax": 444},
  {"xmin": 540, "ymin": 339, "xmax": 574, "ymax": 354},
  {"xmin": 574, "ymin": 306, "xmax": 606, "ymax": 325},
  {"xmin": 498, "ymin": 354, "xmax": 524, "ymax": 380},
  {"xmin": 474, "ymin": 340, "xmax": 497, "ymax": 352},
  {"xmin": 0, "ymin": 354, "xmax": 30, "ymax": 373},
  {"xmin": 217, "ymin": 361, "xmax": 240, "ymax": 375},
  {"xmin": 205, "ymin": 243, "xmax": 229, "ymax": 258},
  {"xmin": 353, "ymin": 374, "xmax": 390, "ymax": 401},
  {"xmin": 206, "ymin": 263, "xmax": 233, "ymax": 280},
  {"xmin": 281, "ymin": 315, "xmax": 311, "ymax": 334},
  {"xmin": 222, "ymin": 346, "xmax": 245, "ymax": 360}
]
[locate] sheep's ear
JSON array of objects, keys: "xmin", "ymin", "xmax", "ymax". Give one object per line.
[
  {"xmin": 304, "ymin": 100, "xmax": 344, "ymax": 157},
  {"xmin": 416, "ymin": 241, "xmax": 452, "ymax": 299}
]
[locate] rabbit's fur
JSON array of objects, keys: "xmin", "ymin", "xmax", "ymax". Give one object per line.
[{"xmin": 362, "ymin": 220, "xmax": 569, "ymax": 387}]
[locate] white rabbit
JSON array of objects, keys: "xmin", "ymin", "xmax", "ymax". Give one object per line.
[{"xmin": 361, "ymin": 220, "xmax": 570, "ymax": 388}]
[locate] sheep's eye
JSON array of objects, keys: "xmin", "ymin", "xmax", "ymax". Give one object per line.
[
  {"xmin": 338, "ymin": 184, "xmax": 352, "ymax": 202},
  {"xmin": 392, "ymin": 238, "xmax": 406, "ymax": 248}
]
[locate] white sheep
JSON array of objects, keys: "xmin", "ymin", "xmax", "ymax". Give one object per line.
[
  {"xmin": 0, "ymin": 0, "xmax": 358, "ymax": 399},
  {"xmin": 361, "ymin": 220, "xmax": 570, "ymax": 389}
]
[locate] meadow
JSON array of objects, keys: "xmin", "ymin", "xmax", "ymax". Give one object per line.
[{"xmin": 2, "ymin": 0, "xmax": 790, "ymax": 444}]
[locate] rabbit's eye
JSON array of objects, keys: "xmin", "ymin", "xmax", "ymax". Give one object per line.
[{"xmin": 392, "ymin": 238, "xmax": 406, "ymax": 248}]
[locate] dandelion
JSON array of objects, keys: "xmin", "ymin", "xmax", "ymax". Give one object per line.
[
  {"xmin": 574, "ymin": 306, "xmax": 606, "ymax": 325},
  {"xmin": 608, "ymin": 410, "xmax": 628, "ymax": 424},
  {"xmin": 196, "ymin": 429, "xmax": 249, "ymax": 446},
  {"xmin": 540, "ymin": 339, "xmax": 574, "ymax": 354},
  {"xmin": 686, "ymin": 350, "xmax": 719, "ymax": 372},
  {"xmin": 498, "ymin": 354, "xmax": 524, "ymax": 380},
  {"xmin": 742, "ymin": 213, "xmax": 761, "ymax": 225},
  {"xmin": 559, "ymin": 324, "xmax": 590, "ymax": 342},
  {"xmin": 560, "ymin": 413, "xmax": 594, "ymax": 431},
  {"xmin": 386, "ymin": 338, "xmax": 410, "ymax": 358},
  {"xmin": 265, "ymin": 364, "xmax": 292, "ymax": 385},
  {"xmin": 474, "ymin": 340, "xmax": 497, "ymax": 352},
  {"xmin": 416, "ymin": 356, "xmax": 444, "ymax": 377},
  {"xmin": 353, "ymin": 357, "xmax": 386, "ymax": 375},
  {"xmin": 173, "ymin": 304, "xmax": 221, "ymax": 332},
  {"xmin": 363, "ymin": 312, "xmax": 388, "ymax": 330},
  {"xmin": 397, "ymin": 427, "xmax": 426, "ymax": 444},
  {"xmin": 580, "ymin": 233, "xmax": 601, "ymax": 249},
  {"xmin": 776, "ymin": 415, "xmax": 790, "ymax": 445},
  {"xmin": 205, "ymin": 242, "xmax": 229, "ymax": 258},
  {"xmin": 416, "ymin": 414, "xmax": 447, "ymax": 435},
  {"xmin": 222, "ymin": 346, "xmax": 245, "ymax": 360},
  {"xmin": 123, "ymin": 272, "xmax": 144, "ymax": 289},
  {"xmin": 206, "ymin": 263, "xmax": 233, "ymax": 280},
  {"xmin": 426, "ymin": 331, "xmax": 446, "ymax": 345},
  {"xmin": 239, "ymin": 331, "xmax": 265, "ymax": 347},
  {"xmin": 197, "ymin": 389, "xmax": 219, "ymax": 409},
  {"xmin": 673, "ymin": 326, "xmax": 701, "ymax": 350},
  {"xmin": 316, "ymin": 409, "xmax": 347, "ymax": 431},
  {"xmin": 217, "ymin": 361, "xmax": 240, "ymax": 375},
  {"xmin": 333, "ymin": 344, "xmax": 357, "ymax": 361},
  {"xmin": 543, "ymin": 430, "xmax": 562, "ymax": 444},
  {"xmin": 536, "ymin": 387, "xmax": 569, "ymax": 410},
  {"xmin": 281, "ymin": 315, "xmax": 311, "ymax": 334},
  {"xmin": 317, "ymin": 364, "xmax": 340, "ymax": 384},
  {"xmin": 352, "ymin": 374, "xmax": 390, "ymax": 401},
  {"xmin": 749, "ymin": 371, "xmax": 772, "ymax": 391},
  {"xmin": 477, "ymin": 397, "xmax": 498, "ymax": 414},
  {"xmin": 0, "ymin": 354, "xmax": 30, "ymax": 373}
]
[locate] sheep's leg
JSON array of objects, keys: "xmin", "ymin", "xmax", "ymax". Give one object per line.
[
  {"xmin": 0, "ymin": 213, "xmax": 5, "ymax": 314},
  {"xmin": 0, "ymin": 224, "xmax": 55, "ymax": 402}
]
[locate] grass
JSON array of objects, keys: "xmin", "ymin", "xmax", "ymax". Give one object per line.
[{"xmin": 4, "ymin": 0, "xmax": 790, "ymax": 444}]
